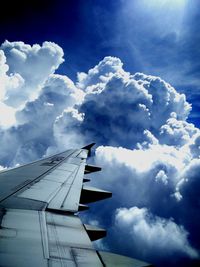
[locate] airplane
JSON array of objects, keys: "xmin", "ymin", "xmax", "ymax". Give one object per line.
[{"xmin": 0, "ymin": 143, "xmax": 152, "ymax": 266}]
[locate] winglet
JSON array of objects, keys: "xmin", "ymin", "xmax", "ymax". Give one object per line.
[{"xmin": 82, "ymin": 143, "xmax": 96, "ymax": 157}]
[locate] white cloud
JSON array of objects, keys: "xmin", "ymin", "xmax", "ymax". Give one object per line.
[
  {"xmin": 93, "ymin": 143, "xmax": 191, "ymax": 227},
  {"xmin": 16, "ymin": 74, "xmax": 84, "ymax": 125},
  {"xmin": 95, "ymin": 144, "xmax": 188, "ymax": 175},
  {"xmin": 155, "ymin": 170, "xmax": 168, "ymax": 185},
  {"xmin": 115, "ymin": 207, "xmax": 198, "ymax": 261},
  {"xmin": 77, "ymin": 56, "xmax": 127, "ymax": 91},
  {"xmin": 0, "ymin": 41, "xmax": 83, "ymax": 165},
  {"xmin": 1, "ymin": 40, "xmax": 64, "ymax": 107},
  {"xmin": 62, "ymin": 59, "xmax": 192, "ymax": 150},
  {"xmin": 0, "ymin": 102, "xmax": 16, "ymax": 128},
  {"xmin": 159, "ymin": 116, "xmax": 198, "ymax": 147},
  {"xmin": 52, "ymin": 107, "xmax": 85, "ymax": 152},
  {"xmin": 188, "ymin": 132, "xmax": 200, "ymax": 158},
  {"xmin": 0, "ymin": 50, "xmax": 9, "ymax": 100},
  {"xmin": 0, "ymin": 165, "xmax": 7, "ymax": 171}
]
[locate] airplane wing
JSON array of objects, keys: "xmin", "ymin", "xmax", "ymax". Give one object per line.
[{"xmin": 0, "ymin": 143, "xmax": 151, "ymax": 267}]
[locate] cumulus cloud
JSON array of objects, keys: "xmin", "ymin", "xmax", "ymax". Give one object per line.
[
  {"xmin": 159, "ymin": 115, "xmax": 197, "ymax": 147},
  {"xmin": 0, "ymin": 42, "xmax": 200, "ymax": 266},
  {"xmin": 115, "ymin": 207, "xmax": 198, "ymax": 262},
  {"xmin": 52, "ymin": 107, "xmax": 85, "ymax": 151},
  {"xmin": 55, "ymin": 57, "xmax": 191, "ymax": 149},
  {"xmin": 93, "ymin": 144, "xmax": 187, "ymax": 223},
  {"xmin": 93, "ymin": 141, "xmax": 200, "ymax": 265},
  {"xmin": 9, "ymin": 73, "xmax": 83, "ymax": 165},
  {"xmin": 0, "ymin": 41, "xmax": 82, "ymax": 165},
  {"xmin": 0, "ymin": 50, "xmax": 9, "ymax": 99},
  {"xmin": 1, "ymin": 40, "xmax": 64, "ymax": 107}
]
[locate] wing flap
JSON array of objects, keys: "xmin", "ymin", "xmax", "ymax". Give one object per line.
[
  {"xmin": 72, "ymin": 247, "xmax": 103, "ymax": 267},
  {"xmin": 98, "ymin": 251, "xmax": 152, "ymax": 267},
  {"xmin": 47, "ymin": 160, "xmax": 86, "ymax": 212}
]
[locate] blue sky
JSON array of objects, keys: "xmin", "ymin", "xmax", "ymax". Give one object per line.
[
  {"xmin": 1, "ymin": 0, "xmax": 198, "ymax": 126},
  {"xmin": 1, "ymin": 1, "xmax": 200, "ymax": 95},
  {"xmin": 1, "ymin": 1, "xmax": 200, "ymax": 266}
]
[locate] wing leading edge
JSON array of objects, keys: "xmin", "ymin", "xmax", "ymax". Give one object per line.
[{"xmin": 0, "ymin": 144, "xmax": 152, "ymax": 267}]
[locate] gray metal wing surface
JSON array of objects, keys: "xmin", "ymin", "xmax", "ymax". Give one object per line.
[{"xmin": 0, "ymin": 144, "xmax": 151, "ymax": 267}]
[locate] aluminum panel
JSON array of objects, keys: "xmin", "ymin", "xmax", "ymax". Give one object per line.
[
  {"xmin": 48, "ymin": 161, "xmax": 85, "ymax": 212},
  {"xmin": 48, "ymin": 224, "xmax": 91, "ymax": 248},
  {"xmin": 62, "ymin": 162, "xmax": 85, "ymax": 212},
  {"xmin": 58, "ymin": 162, "xmax": 78, "ymax": 172},
  {"xmin": 46, "ymin": 213, "xmax": 93, "ymax": 253},
  {"xmin": 76, "ymin": 150, "xmax": 88, "ymax": 159},
  {"xmin": 19, "ymin": 179, "xmax": 61, "ymax": 202},
  {"xmin": 44, "ymin": 169, "xmax": 73, "ymax": 183},
  {"xmin": 61, "ymin": 185, "xmax": 82, "ymax": 211},
  {"xmin": 0, "ymin": 209, "xmax": 47, "ymax": 267},
  {"xmin": 98, "ymin": 251, "xmax": 151, "ymax": 267},
  {"xmin": 72, "ymin": 248, "xmax": 103, "ymax": 267},
  {"xmin": 46, "ymin": 212, "xmax": 83, "ymax": 228},
  {"xmin": 67, "ymin": 157, "xmax": 83, "ymax": 165},
  {"xmin": 47, "ymin": 183, "xmax": 72, "ymax": 210},
  {"xmin": 49, "ymin": 259, "xmax": 76, "ymax": 267},
  {"xmin": 0, "ymin": 149, "xmax": 76, "ymax": 203}
]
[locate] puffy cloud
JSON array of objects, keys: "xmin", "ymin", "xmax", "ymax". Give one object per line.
[
  {"xmin": 93, "ymin": 141, "xmax": 200, "ymax": 265},
  {"xmin": 77, "ymin": 56, "xmax": 126, "ymax": 91},
  {"xmin": 16, "ymin": 74, "xmax": 84, "ymax": 125},
  {"xmin": 0, "ymin": 41, "xmax": 82, "ymax": 165},
  {"xmin": 95, "ymin": 144, "xmax": 187, "ymax": 176},
  {"xmin": 188, "ymin": 132, "xmax": 200, "ymax": 158},
  {"xmin": 173, "ymin": 158, "xmax": 200, "ymax": 250},
  {"xmin": 115, "ymin": 207, "xmax": 198, "ymax": 263},
  {"xmin": 10, "ymin": 74, "xmax": 83, "ymax": 165},
  {"xmin": 56, "ymin": 57, "xmax": 191, "ymax": 149},
  {"xmin": 159, "ymin": 115, "xmax": 198, "ymax": 147},
  {"xmin": 1, "ymin": 40, "xmax": 64, "ymax": 107},
  {"xmin": 133, "ymin": 73, "xmax": 191, "ymax": 122},
  {"xmin": 52, "ymin": 108, "xmax": 85, "ymax": 152},
  {"xmin": 93, "ymin": 144, "xmax": 186, "ymax": 223},
  {"xmin": 0, "ymin": 50, "xmax": 9, "ymax": 99},
  {"xmin": 0, "ymin": 102, "xmax": 16, "ymax": 127},
  {"xmin": 0, "ymin": 165, "xmax": 6, "ymax": 171}
]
